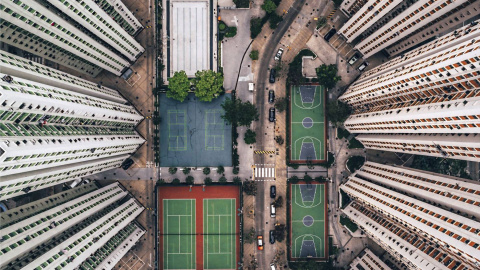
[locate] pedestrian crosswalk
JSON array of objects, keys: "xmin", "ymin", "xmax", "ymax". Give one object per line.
[
  {"xmin": 254, "ymin": 150, "xmax": 276, "ymax": 154},
  {"xmin": 253, "ymin": 165, "xmax": 275, "ymax": 181}
]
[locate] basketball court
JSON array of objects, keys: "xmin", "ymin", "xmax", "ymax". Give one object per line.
[
  {"xmin": 158, "ymin": 186, "xmax": 240, "ymax": 270},
  {"xmin": 159, "ymin": 93, "xmax": 232, "ymax": 167},
  {"xmin": 290, "ymin": 183, "xmax": 328, "ymax": 260},
  {"xmin": 289, "ymin": 85, "xmax": 326, "ymax": 163}
]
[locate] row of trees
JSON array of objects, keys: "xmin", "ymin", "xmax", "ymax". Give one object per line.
[
  {"xmin": 167, "ymin": 70, "xmax": 223, "ymax": 102},
  {"xmin": 158, "ymin": 176, "xmax": 244, "ymax": 185}
]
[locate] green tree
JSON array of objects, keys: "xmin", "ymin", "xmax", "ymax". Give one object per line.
[
  {"xmin": 219, "ymin": 176, "xmax": 227, "ymax": 183},
  {"xmin": 167, "ymin": 71, "xmax": 190, "ymax": 102},
  {"xmin": 194, "ymin": 70, "xmax": 223, "ymax": 102},
  {"xmin": 203, "ymin": 167, "xmax": 211, "ymax": 175},
  {"xmin": 204, "ymin": 177, "xmax": 213, "ymax": 185},
  {"xmin": 316, "ymin": 64, "xmax": 341, "ymax": 89},
  {"xmin": 275, "ymin": 97, "xmax": 287, "ymax": 112},
  {"xmin": 274, "ymin": 196, "xmax": 283, "ymax": 208},
  {"xmin": 244, "ymin": 181, "xmax": 257, "ymax": 195},
  {"xmin": 233, "ymin": 167, "xmax": 240, "ymax": 175},
  {"xmin": 249, "ymin": 50, "xmax": 259, "ymax": 60},
  {"xmin": 261, "ymin": 0, "xmax": 277, "ymax": 13},
  {"xmin": 269, "ymin": 13, "xmax": 283, "ymax": 29},
  {"xmin": 304, "ymin": 174, "xmax": 313, "ymax": 183},
  {"xmin": 250, "ymin": 17, "xmax": 263, "ymax": 39},
  {"xmin": 326, "ymin": 101, "xmax": 351, "ymax": 127},
  {"xmin": 182, "ymin": 167, "xmax": 191, "ymax": 175},
  {"xmin": 288, "ymin": 175, "xmax": 300, "ymax": 183},
  {"xmin": 217, "ymin": 166, "xmax": 225, "ymax": 175},
  {"xmin": 233, "ymin": 176, "xmax": 242, "ymax": 184},
  {"xmin": 171, "ymin": 178, "xmax": 180, "ymax": 184},
  {"xmin": 168, "ymin": 167, "xmax": 177, "ymax": 174},
  {"xmin": 316, "ymin": 16, "xmax": 327, "ymax": 29},
  {"xmin": 244, "ymin": 129, "xmax": 257, "ymax": 144},
  {"xmin": 221, "ymin": 98, "xmax": 259, "ymax": 127},
  {"xmin": 186, "ymin": 176, "xmax": 194, "ymax": 185}
]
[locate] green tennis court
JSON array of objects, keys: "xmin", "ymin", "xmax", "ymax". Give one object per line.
[
  {"xmin": 163, "ymin": 199, "xmax": 196, "ymax": 269},
  {"xmin": 290, "ymin": 183, "xmax": 326, "ymax": 258},
  {"xmin": 290, "ymin": 85, "xmax": 326, "ymax": 162},
  {"xmin": 203, "ymin": 199, "xmax": 236, "ymax": 269}
]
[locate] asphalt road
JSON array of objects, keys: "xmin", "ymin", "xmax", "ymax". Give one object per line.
[{"xmin": 253, "ymin": 0, "xmax": 308, "ymax": 268}]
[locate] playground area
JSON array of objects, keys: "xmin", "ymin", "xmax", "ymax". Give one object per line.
[
  {"xmin": 289, "ymin": 85, "xmax": 327, "ymax": 164},
  {"xmin": 159, "ymin": 93, "xmax": 232, "ymax": 167},
  {"xmin": 290, "ymin": 182, "xmax": 328, "ymax": 260},
  {"xmin": 158, "ymin": 185, "xmax": 240, "ymax": 269}
]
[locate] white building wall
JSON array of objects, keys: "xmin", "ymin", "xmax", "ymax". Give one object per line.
[
  {"xmin": 349, "ymin": 248, "xmax": 392, "ymax": 270},
  {"xmin": 1, "ymin": 0, "xmax": 130, "ymax": 76},
  {"xmin": 101, "ymin": 0, "xmax": 144, "ymax": 35},
  {"xmin": 339, "ymin": 0, "xmax": 403, "ymax": 43},
  {"xmin": 356, "ymin": 133, "xmax": 480, "ymax": 162},
  {"xmin": 0, "ymin": 155, "xmax": 128, "ymax": 201},
  {"xmin": 0, "ymin": 75, "xmax": 143, "ymax": 128},
  {"xmin": 340, "ymin": 31, "xmax": 480, "ymax": 107},
  {"xmin": 0, "ymin": 50, "xmax": 127, "ymax": 103},
  {"xmin": 357, "ymin": 161, "xmax": 480, "ymax": 219},
  {"xmin": 44, "ymin": 0, "xmax": 144, "ymax": 61},
  {"xmin": 0, "ymin": 134, "xmax": 144, "ymax": 176},
  {"xmin": 23, "ymin": 198, "xmax": 144, "ymax": 270},
  {"xmin": 354, "ymin": 0, "xmax": 471, "ymax": 58},
  {"xmin": 342, "ymin": 203, "xmax": 449, "ymax": 270},
  {"xmin": 342, "ymin": 177, "xmax": 480, "ymax": 264},
  {"xmin": 0, "ymin": 183, "xmax": 127, "ymax": 267},
  {"xmin": 344, "ymin": 97, "xmax": 480, "ymax": 134},
  {"xmin": 355, "ymin": 22, "xmax": 480, "ymax": 86}
]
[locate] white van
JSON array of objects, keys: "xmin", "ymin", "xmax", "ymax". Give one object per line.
[
  {"xmin": 270, "ymin": 204, "xmax": 276, "ymax": 218},
  {"xmin": 249, "ymin": 83, "xmax": 254, "ymax": 91},
  {"xmin": 270, "ymin": 263, "xmax": 276, "ymax": 270}
]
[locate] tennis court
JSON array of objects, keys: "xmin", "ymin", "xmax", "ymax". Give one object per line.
[
  {"xmin": 203, "ymin": 199, "xmax": 236, "ymax": 269},
  {"xmin": 163, "ymin": 199, "xmax": 196, "ymax": 269},
  {"xmin": 290, "ymin": 183, "xmax": 327, "ymax": 260},
  {"xmin": 289, "ymin": 85, "xmax": 326, "ymax": 163},
  {"xmin": 159, "ymin": 93, "xmax": 232, "ymax": 167},
  {"xmin": 158, "ymin": 186, "xmax": 240, "ymax": 270}
]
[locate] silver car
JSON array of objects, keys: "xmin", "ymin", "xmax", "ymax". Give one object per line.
[{"xmin": 274, "ymin": 48, "xmax": 284, "ymax": 61}]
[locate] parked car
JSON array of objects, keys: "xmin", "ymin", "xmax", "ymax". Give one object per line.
[
  {"xmin": 121, "ymin": 158, "xmax": 134, "ymax": 170},
  {"xmin": 269, "ymin": 230, "xmax": 276, "ymax": 244},
  {"xmin": 324, "ymin": 28, "xmax": 336, "ymax": 41},
  {"xmin": 269, "ymin": 68, "xmax": 276, "ymax": 83},
  {"xmin": 270, "ymin": 204, "xmax": 276, "ymax": 218},
  {"xmin": 268, "ymin": 90, "xmax": 275, "ymax": 104},
  {"xmin": 270, "ymin": 185, "xmax": 276, "ymax": 198},
  {"xmin": 269, "ymin": 108, "xmax": 276, "ymax": 122},
  {"xmin": 257, "ymin": 235, "xmax": 264, "ymax": 250},
  {"xmin": 274, "ymin": 48, "xmax": 284, "ymax": 61},
  {"xmin": 358, "ymin": 61, "xmax": 369, "ymax": 72},
  {"xmin": 348, "ymin": 53, "xmax": 360, "ymax": 65},
  {"xmin": 270, "ymin": 263, "xmax": 276, "ymax": 270}
]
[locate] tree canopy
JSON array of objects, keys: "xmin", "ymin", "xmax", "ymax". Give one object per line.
[
  {"xmin": 326, "ymin": 101, "xmax": 351, "ymax": 127},
  {"xmin": 244, "ymin": 129, "xmax": 257, "ymax": 144},
  {"xmin": 261, "ymin": 0, "xmax": 277, "ymax": 13},
  {"xmin": 221, "ymin": 98, "xmax": 259, "ymax": 127},
  {"xmin": 275, "ymin": 97, "xmax": 287, "ymax": 112},
  {"xmin": 194, "ymin": 70, "xmax": 223, "ymax": 102},
  {"xmin": 167, "ymin": 71, "xmax": 190, "ymax": 102},
  {"xmin": 316, "ymin": 64, "xmax": 342, "ymax": 89}
]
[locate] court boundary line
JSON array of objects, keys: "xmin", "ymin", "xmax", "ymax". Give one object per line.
[
  {"xmin": 203, "ymin": 198, "xmax": 236, "ymax": 270},
  {"xmin": 167, "ymin": 110, "xmax": 188, "ymax": 151},
  {"xmin": 289, "ymin": 84, "xmax": 327, "ymax": 164},
  {"xmin": 205, "ymin": 109, "xmax": 225, "ymax": 151},
  {"xmin": 163, "ymin": 199, "xmax": 196, "ymax": 270},
  {"xmin": 289, "ymin": 183, "xmax": 328, "ymax": 260}
]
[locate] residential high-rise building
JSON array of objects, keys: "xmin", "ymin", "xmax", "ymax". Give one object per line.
[
  {"xmin": 339, "ymin": 0, "xmax": 475, "ymax": 58},
  {"xmin": 349, "ymin": 248, "xmax": 392, "ymax": 270},
  {"xmin": 0, "ymin": 0, "xmax": 144, "ymax": 76},
  {"xmin": 0, "ymin": 51, "xmax": 128, "ymax": 103},
  {"xmin": 341, "ymin": 162, "xmax": 480, "ymax": 270},
  {"xmin": 339, "ymin": 22, "xmax": 480, "ymax": 162},
  {"xmin": 0, "ymin": 182, "xmax": 145, "ymax": 270},
  {"xmin": 0, "ymin": 59, "xmax": 144, "ymax": 200}
]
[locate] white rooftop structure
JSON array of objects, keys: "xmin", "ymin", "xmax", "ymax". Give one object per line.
[{"xmin": 170, "ymin": 0, "xmax": 210, "ymax": 77}]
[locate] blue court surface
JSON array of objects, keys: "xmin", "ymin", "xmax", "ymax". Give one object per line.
[{"xmin": 159, "ymin": 93, "xmax": 232, "ymax": 167}]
